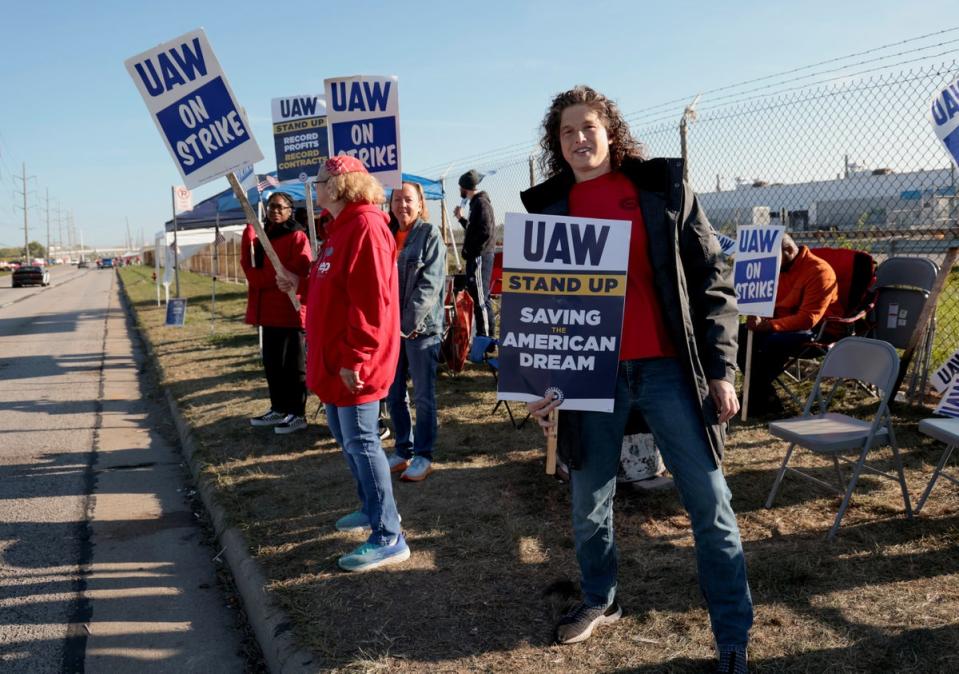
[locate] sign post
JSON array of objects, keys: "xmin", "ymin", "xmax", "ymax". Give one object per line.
[
  {"xmin": 323, "ymin": 75, "xmax": 402, "ymax": 190},
  {"xmin": 733, "ymin": 223, "xmax": 786, "ymax": 420},
  {"xmin": 171, "ymin": 185, "xmax": 192, "ymax": 298},
  {"xmin": 497, "ymin": 212, "xmax": 631, "ymax": 472}
]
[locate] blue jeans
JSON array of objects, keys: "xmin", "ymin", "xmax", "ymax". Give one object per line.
[
  {"xmin": 574, "ymin": 358, "xmax": 753, "ymax": 647},
  {"xmin": 386, "ymin": 334, "xmax": 441, "ymax": 460},
  {"xmin": 325, "ymin": 401, "xmax": 402, "ymax": 545}
]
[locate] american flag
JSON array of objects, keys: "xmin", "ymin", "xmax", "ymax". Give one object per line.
[{"xmin": 257, "ymin": 175, "xmax": 279, "ymax": 192}]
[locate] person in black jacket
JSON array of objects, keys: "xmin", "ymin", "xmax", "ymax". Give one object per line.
[
  {"xmin": 454, "ymin": 169, "xmax": 496, "ymax": 337},
  {"xmin": 522, "ymin": 86, "xmax": 752, "ymax": 674}
]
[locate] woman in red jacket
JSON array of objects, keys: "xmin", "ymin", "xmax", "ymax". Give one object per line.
[
  {"xmin": 279, "ymin": 155, "xmax": 407, "ymax": 572},
  {"xmin": 241, "ymin": 191, "xmax": 312, "ymax": 434}
]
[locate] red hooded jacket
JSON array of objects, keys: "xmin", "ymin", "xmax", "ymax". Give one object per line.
[
  {"xmin": 304, "ymin": 202, "xmax": 400, "ymax": 406},
  {"xmin": 241, "ymin": 222, "xmax": 312, "ymax": 328}
]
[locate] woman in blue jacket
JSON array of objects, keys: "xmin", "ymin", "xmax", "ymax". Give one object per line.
[{"xmin": 385, "ymin": 181, "xmax": 447, "ymax": 482}]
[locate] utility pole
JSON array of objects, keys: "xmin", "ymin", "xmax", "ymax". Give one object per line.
[
  {"xmin": 44, "ymin": 188, "xmax": 51, "ymax": 263},
  {"xmin": 126, "ymin": 217, "xmax": 132, "ymax": 253},
  {"xmin": 68, "ymin": 211, "xmax": 76, "ymax": 255},
  {"xmin": 14, "ymin": 162, "xmax": 36, "ymax": 262},
  {"xmin": 56, "ymin": 201, "xmax": 63, "ymax": 256}
]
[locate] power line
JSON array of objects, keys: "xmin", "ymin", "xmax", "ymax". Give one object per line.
[
  {"xmin": 631, "ymin": 54, "xmax": 958, "ymax": 131},
  {"xmin": 623, "ymin": 27, "xmax": 959, "ymax": 121},
  {"xmin": 627, "ymin": 46, "xmax": 959, "ymax": 127},
  {"xmin": 417, "ymin": 27, "xmax": 959, "ymax": 175}
]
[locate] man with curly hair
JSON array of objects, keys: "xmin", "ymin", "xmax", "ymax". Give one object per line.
[{"xmin": 523, "ymin": 86, "xmax": 752, "ymax": 674}]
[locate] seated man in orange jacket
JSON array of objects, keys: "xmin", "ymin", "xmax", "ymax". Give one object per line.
[{"xmin": 738, "ymin": 233, "xmax": 839, "ymax": 414}]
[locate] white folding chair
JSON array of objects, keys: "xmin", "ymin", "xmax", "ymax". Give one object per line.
[
  {"xmin": 915, "ymin": 418, "xmax": 959, "ymax": 513},
  {"xmin": 765, "ymin": 337, "xmax": 913, "ymax": 539}
]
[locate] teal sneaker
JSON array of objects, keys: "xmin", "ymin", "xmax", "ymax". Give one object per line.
[
  {"xmin": 334, "ymin": 511, "xmax": 370, "ymax": 532},
  {"xmin": 334, "ymin": 510, "xmax": 401, "ymax": 532},
  {"xmin": 337, "ymin": 534, "xmax": 410, "ymax": 572}
]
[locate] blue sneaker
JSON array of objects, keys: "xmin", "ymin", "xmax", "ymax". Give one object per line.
[
  {"xmin": 334, "ymin": 511, "xmax": 370, "ymax": 532},
  {"xmin": 337, "ymin": 534, "xmax": 410, "ymax": 572},
  {"xmin": 334, "ymin": 510, "xmax": 401, "ymax": 532}
]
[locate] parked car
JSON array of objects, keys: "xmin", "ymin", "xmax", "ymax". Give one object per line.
[
  {"xmin": 12, "ymin": 265, "xmax": 50, "ymax": 287},
  {"xmin": 100, "ymin": 257, "xmax": 114, "ymax": 269}
]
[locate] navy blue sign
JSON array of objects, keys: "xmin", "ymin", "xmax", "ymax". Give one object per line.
[
  {"xmin": 165, "ymin": 298, "xmax": 188, "ymax": 327},
  {"xmin": 155, "ymin": 77, "xmax": 251, "ymax": 177},
  {"xmin": 271, "ymin": 95, "xmax": 329, "ymax": 182},
  {"xmin": 733, "ymin": 256, "xmax": 777, "ymax": 305},
  {"xmin": 496, "ymin": 213, "xmax": 632, "ymax": 413},
  {"xmin": 329, "ymin": 117, "xmax": 398, "ymax": 172}
]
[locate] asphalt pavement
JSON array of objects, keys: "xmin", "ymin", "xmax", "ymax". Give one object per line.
[{"xmin": 0, "ymin": 266, "xmax": 247, "ymax": 672}]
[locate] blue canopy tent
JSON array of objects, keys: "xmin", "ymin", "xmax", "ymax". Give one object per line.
[{"xmin": 165, "ymin": 171, "xmax": 444, "ymax": 232}]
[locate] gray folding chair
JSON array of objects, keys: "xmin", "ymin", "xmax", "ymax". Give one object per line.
[
  {"xmin": 765, "ymin": 337, "xmax": 913, "ymax": 539},
  {"xmin": 870, "ymin": 257, "xmax": 939, "ymax": 399},
  {"xmin": 915, "ymin": 418, "xmax": 959, "ymax": 513}
]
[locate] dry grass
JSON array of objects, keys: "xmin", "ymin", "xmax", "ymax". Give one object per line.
[{"xmin": 119, "ymin": 266, "xmax": 959, "ymax": 673}]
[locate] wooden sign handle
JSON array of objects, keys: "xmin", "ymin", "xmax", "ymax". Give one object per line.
[
  {"xmin": 227, "ymin": 172, "xmax": 301, "ymax": 312},
  {"xmin": 741, "ymin": 328, "xmax": 754, "ymax": 421},
  {"xmin": 545, "ymin": 408, "xmax": 559, "ymax": 474}
]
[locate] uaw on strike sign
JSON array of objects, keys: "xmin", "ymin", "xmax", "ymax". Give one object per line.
[
  {"xmin": 734, "ymin": 224, "xmax": 785, "ymax": 317},
  {"xmin": 930, "ymin": 75, "xmax": 959, "ymax": 169},
  {"xmin": 324, "ymin": 75, "xmax": 401, "ymax": 189},
  {"xmin": 497, "ymin": 213, "xmax": 631, "ymax": 412},
  {"xmin": 125, "ymin": 29, "xmax": 263, "ymax": 189}
]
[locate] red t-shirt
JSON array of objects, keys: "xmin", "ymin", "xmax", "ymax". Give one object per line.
[
  {"xmin": 569, "ymin": 171, "xmax": 675, "ymax": 361},
  {"xmin": 395, "ymin": 227, "xmax": 410, "ymax": 254}
]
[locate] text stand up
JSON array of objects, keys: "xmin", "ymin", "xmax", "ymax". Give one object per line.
[{"xmin": 226, "ymin": 172, "xmax": 300, "ymax": 311}]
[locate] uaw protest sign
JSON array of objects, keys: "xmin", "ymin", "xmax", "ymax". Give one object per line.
[
  {"xmin": 930, "ymin": 75, "xmax": 959, "ymax": 169},
  {"xmin": 497, "ymin": 213, "xmax": 631, "ymax": 412},
  {"xmin": 734, "ymin": 225, "xmax": 785, "ymax": 317},
  {"xmin": 125, "ymin": 28, "xmax": 263, "ymax": 189},
  {"xmin": 272, "ymin": 94, "xmax": 329, "ymax": 182},
  {"xmin": 323, "ymin": 75, "xmax": 401, "ymax": 189}
]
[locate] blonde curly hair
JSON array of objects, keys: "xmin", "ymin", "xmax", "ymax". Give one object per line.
[{"xmin": 325, "ymin": 172, "xmax": 386, "ymax": 205}]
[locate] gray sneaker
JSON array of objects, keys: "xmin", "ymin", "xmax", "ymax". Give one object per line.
[
  {"xmin": 400, "ymin": 456, "xmax": 433, "ymax": 482},
  {"xmin": 274, "ymin": 415, "xmax": 307, "ymax": 434},
  {"xmin": 555, "ymin": 600, "xmax": 622, "ymax": 644},
  {"xmin": 716, "ymin": 646, "xmax": 748, "ymax": 674},
  {"xmin": 250, "ymin": 410, "xmax": 285, "ymax": 427}
]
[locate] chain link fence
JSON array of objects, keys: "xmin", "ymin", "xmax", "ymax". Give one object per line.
[{"xmin": 430, "ymin": 60, "xmax": 959, "ymax": 371}]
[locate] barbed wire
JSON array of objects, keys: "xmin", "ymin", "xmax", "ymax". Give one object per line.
[
  {"xmin": 418, "ymin": 28, "xmax": 959, "ymax": 176},
  {"xmin": 624, "ymin": 27, "xmax": 959, "ymax": 121}
]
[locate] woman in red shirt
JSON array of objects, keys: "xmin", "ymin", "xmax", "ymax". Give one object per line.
[
  {"xmin": 241, "ymin": 191, "xmax": 312, "ymax": 434},
  {"xmin": 279, "ymin": 155, "xmax": 407, "ymax": 572}
]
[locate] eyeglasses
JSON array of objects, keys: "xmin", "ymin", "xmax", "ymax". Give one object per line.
[{"xmin": 267, "ymin": 204, "xmax": 291, "ymax": 212}]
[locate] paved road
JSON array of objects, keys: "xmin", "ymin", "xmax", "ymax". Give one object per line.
[{"xmin": 0, "ymin": 267, "xmax": 247, "ymax": 672}]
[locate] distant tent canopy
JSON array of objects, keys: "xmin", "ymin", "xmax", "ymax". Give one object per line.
[{"xmin": 166, "ymin": 171, "xmax": 444, "ymax": 232}]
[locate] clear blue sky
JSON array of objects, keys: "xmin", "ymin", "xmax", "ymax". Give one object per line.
[{"xmin": 0, "ymin": 0, "xmax": 955, "ymax": 248}]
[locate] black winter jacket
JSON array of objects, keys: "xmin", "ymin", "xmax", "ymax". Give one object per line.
[
  {"xmin": 520, "ymin": 157, "xmax": 738, "ymax": 469},
  {"xmin": 458, "ymin": 191, "xmax": 496, "ymax": 259}
]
